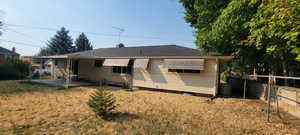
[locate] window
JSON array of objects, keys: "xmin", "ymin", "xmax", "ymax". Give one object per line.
[
  {"xmin": 168, "ymin": 69, "xmax": 200, "ymax": 73},
  {"xmin": 111, "ymin": 60, "xmax": 133, "ymax": 74},
  {"xmin": 112, "ymin": 66, "xmax": 132, "ymax": 74},
  {"xmin": 113, "ymin": 66, "xmax": 122, "ymax": 73},
  {"xmin": 54, "ymin": 60, "xmax": 58, "ymax": 66},
  {"xmin": 94, "ymin": 60, "xmax": 103, "ymax": 67}
]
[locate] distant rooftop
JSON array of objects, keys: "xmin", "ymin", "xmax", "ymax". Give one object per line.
[{"xmin": 0, "ymin": 46, "xmax": 19, "ymax": 55}]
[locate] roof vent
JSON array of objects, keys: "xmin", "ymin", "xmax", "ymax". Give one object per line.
[{"xmin": 116, "ymin": 43, "xmax": 125, "ymax": 48}]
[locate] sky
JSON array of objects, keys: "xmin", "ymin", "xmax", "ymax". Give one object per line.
[{"xmin": 0, "ymin": 0, "xmax": 195, "ymax": 56}]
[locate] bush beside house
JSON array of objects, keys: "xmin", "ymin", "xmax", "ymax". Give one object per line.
[{"xmin": 0, "ymin": 59, "xmax": 30, "ymax": 80}]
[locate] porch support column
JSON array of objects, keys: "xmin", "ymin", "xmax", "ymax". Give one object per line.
[
  {"xmin": 66, "ymin": 59, "xmax": 71, "ymax": 88},
  {"xmin": 51, "ymin": 58, "xmax": 54, "ymax": 80}
]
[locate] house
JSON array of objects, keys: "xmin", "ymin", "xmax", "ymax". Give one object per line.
[
  {"xmin": 22, "ymin": 56, "xmax": 53, "ymax": 73},
  {"xmin": 0, "ymin": 47, "xmax": 19, "ymax": 63},
  {"xmin": 45, "ymin": 45, "xmax": 232, "ymax": 96},
  {"xmin": 44, "ymin": 59, "xmax": 53, "ymax": 73}
]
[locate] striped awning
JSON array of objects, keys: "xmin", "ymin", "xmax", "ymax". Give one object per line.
[
  {"xmin": 103, "ymin": 59, "xmax": 130, "ymax": 66},
  {"xmin": 134, "ymin": 59, "xmax": 149, "ymax": 69},
  {"xmin": 165, "ymin": 59, "xmax": 204, "ymax": 70}
]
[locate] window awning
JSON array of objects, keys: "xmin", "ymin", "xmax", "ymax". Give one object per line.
[
  {"xmin": 134, "ymin": 59, "xmax": 149, "ymax": 69},
  {"xmin": 165, "ymin": 59, "xmax": 204, "ymax": 70},
  {"xmin": 103, "ymin": 59, "xmax": 130, "ymax": 66}
]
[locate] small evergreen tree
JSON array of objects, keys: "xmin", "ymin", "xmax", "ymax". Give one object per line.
[
  {"xmin": 75, "ymin": 33, "xmax": 93, "ymax": 52},
  {"xmin": 46, "ymin": 27, "xmax": 74, "ymax": 55},
  {"xmin": 87, "ymin": 88, "xmax": 118, "ymax": 119}
]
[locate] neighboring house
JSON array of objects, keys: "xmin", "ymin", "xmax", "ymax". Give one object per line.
[
  {"xmin": 0, "ymin": 46, "xmax": 19, "ymax": 63},
  {"xmin": 43, "ymin": 59, "xmax": 53, "ymax": 73},
  {"xmin": 45, "ymin": 45, "xmax": 232, "ymax": 96},
  {"xmin": 22, "ymin": 56, "xmax": 53, "ymax": 73}
]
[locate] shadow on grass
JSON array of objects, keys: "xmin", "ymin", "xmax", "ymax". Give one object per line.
[
  {"xmin": 21, "ymin": 81, "xmax": 67, "ymax": 89},
  {"xmin": 100, "ymin": 112, "xmax": 140, "ymax": 122}
]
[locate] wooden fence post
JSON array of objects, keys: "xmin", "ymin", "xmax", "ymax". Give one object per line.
[
  {"xmin": 267, "ymin": 75, "xmax": 272, "ymax": 122},
  {"xmin": 243, "ymin": 73, "xmax": 247, "ymax": 99}
]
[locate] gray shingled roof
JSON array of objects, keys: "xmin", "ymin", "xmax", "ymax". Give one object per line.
[
  {"xmin": 0, "ymin": 46, "xmax": 19, "ymax": 55},
  {"xmin": 64, "ymin": 45, "xmax": 223, "ymax": 58}
]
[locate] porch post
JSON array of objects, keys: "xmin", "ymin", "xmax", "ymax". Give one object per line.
[
  {"xmin": 66, "ymin": 59, "xmax": 70, "ymax": 88},
  {"xmin": 51, "ymin": 58, "xmax": 54, "ymax": 80}
]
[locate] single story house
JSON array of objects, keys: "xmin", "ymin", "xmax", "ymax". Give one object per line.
[
  {"xmin": 45, "ymin": 45, "xmax": 232, "ymax": 96},
  {"xmin": 0, "ymin": 47, "xmax": 19, "ymax": 63}
]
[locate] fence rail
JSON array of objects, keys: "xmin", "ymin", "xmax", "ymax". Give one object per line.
[{"xmin": 243, "ymin": 74, "xmax": 300, "ymax": 122}]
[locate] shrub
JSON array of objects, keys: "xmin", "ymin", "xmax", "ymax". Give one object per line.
[
  {"xmin": 0, "ymin": 59, "xmax": 30, "ymax": 80},
  {"xmin": 87, "ymin": 88, "xmax": 118, "ymax": 119},
  {"xmin": 41, "ymin": 72, "xmax": 51, "ymax": 79},
  {"xmin": 32, "ymin": 71, "xmax": 40, "ymax": 79}
]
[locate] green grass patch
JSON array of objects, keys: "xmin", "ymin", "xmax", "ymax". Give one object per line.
[{"xmin": 0, "ymin": 80, "xmax": 65, "ymax": 94}]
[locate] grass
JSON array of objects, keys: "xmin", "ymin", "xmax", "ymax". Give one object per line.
[
  {"xmin": 0, "ymin": 80, "xmax": 65, "ymax": 94},
  {"xmin": 0, "ymin": 80, "xmax": 299, "ymax": 135}
]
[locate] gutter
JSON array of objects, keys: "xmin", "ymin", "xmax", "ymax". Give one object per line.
[{"xmin": 41, "ymin": 55, "xmax": 233, "ymax": 61}]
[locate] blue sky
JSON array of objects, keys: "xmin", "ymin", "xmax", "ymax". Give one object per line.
[{"xmin": 0, "ymin": 0, "xmax": 195, "ymax": 56}]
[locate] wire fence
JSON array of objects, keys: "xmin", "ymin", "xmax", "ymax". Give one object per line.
[{"xmin": 242, "ymin": 74, "xmax": 300, "ymax": 123}]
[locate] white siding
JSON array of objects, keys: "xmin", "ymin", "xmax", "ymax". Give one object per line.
[
  {"xmin": 133, "ymin": 59, "xmax": 217, "ymax": 95},
  {"xmin": 78, "ymin": 59, "xmax": 132, "ymax": 86}
]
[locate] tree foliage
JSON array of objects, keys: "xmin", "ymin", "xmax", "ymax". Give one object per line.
[
  {"xmin": 0, "ymin": 16, "xmax": 3, "ymax": 36},
  {"xmin": 0, "ymin": 21, "xmax": 2, "ymax": 36},
  {"xmin": 246, "ymin": 0, "xmax": 300, "ymax": 73},
  {"xmin": 46, "ymin": 27, "xmax": 74, "ymax": 55},
  {"xmin": 75, "ymin": 33, "xmax": 93, "ymax": 52},
  {"xmin": 180, "ymin": 0, "xmax": 300, "ymax": 76},
  {"xmin": 39, "ymin": 28, "xmax": 94, "ymax": 56},
  {"xmin": 0, "ymin": 59, "xmax": 30, "ymax": 80},
  {"xmin": 180, "ymin": 0, "xmax": 231, "ymax": 51},
  {"xmin": 37, "ymin": 47, "xmax": 52, "ymax": 56},
  {"xmin": 292, "ymin": 48, "xmax": 300, "ymax": 61}
]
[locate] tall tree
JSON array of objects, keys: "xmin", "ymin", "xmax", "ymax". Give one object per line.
[
  {"xmin": 180, "ymin": 0, "xmax": 262, "ymax": 73},
  {"xmin": 37, "ymin": 47, "xmax": 52, "ymax": 56},
  {"xmin": 246, "ymin": 0, "xmax": 300, "ymax": 72},
  {"xmin": 180, "ymin": 0, "xmax": 231, "ymax": 52},
  {"xmin": 46, "ymin": 27, "xmax": 74, "ymax": 55},
  {"xmin": 180, "ymin": 0, "xmax": 300, "ymax": 77},
  {"xmin": 75, "ymin": 33, "xmax": 93, "ymax": 51},
  {"xmin": 0, "ymin": 17, "xmax": 3, "ymax": 36},
  {"xmin": 293, "ymin": 48, "xmax": 300, "ymax": 61}
]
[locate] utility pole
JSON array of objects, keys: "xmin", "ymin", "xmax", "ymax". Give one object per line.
[{"xmin": 112, "ymin": 26, "xmax": 125, "ymax": 43}]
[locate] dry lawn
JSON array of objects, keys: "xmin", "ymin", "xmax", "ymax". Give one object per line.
[{"xmin": 0, "ymin": 80, "xmax": 299, "ymax": 135}]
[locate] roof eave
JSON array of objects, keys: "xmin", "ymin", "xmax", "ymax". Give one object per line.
[{"xmin": 39, "ymin": 55, "xmax": 233, "ymax": 60}]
